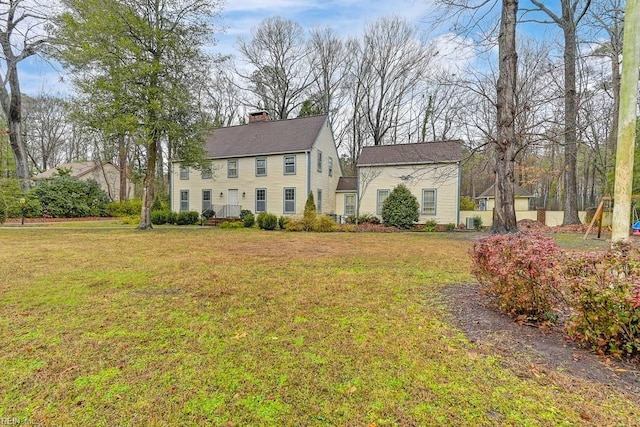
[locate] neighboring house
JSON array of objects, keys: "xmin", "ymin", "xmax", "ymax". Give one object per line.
[
  {"xmin": 475, "ymin": 183, "xmax": 535, "ymax": 211},
  {"xmin": 356, "ymin": 141, "xmax": 463, "ymax": 224},
  {"xmin": 32, "ymin": 161, "xmax": 133, "ymax": 202},
  {"xmin": 171, "ymin": 112, "xmax": 342, "ymax": 217}
]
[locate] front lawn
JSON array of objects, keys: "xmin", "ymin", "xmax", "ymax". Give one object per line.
[{"xmin": 0, "ymin": 228, "xmax": 637, "ymax": 425}]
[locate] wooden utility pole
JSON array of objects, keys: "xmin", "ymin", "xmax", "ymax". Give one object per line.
[{"xmin": 611, "ymin": 0, "xmax": 640, "ymax": 244}]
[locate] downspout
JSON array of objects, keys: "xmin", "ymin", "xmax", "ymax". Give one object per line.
[
  {"xmin": 168, "ymin": 160, "xmax": 173, "ymax": 212},
  {"xmin": 456, "ymin": 161, "xmax": 461, "ymax": 225},
  {"xmin": 306, "ymin": 150, "xmax": 311, "ymax": 201}
]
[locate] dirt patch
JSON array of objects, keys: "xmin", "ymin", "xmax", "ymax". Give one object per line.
[{"xmin": 443, "ymin": 283, "xmax": 640, "ymax": 398}]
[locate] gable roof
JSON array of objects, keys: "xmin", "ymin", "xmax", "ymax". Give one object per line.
[
  {"xmin": 33, "ymin": 161, "xmax": 112, "ymax": 180},
  {"xmin": 357, "ymin": 141, "xmax": 463, "ymax": 167},
  {"xmin": 336, "ymin": 177, "xmax": 357, "ymax": 192},
  {"xmin": 477, "ymin": 183, "xmax": 534, "ymax": 199},
  {"xmin": 203, "ymin": 115, "xmax": 329, "ymax": 159}
]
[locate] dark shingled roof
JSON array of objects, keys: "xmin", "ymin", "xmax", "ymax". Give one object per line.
[
  {"xmin": 204, "ymin": 115, "xmax": 328, "ymax": 158},
  {"xmin": 477, "ymin": 183, "xmax": 534, "ymax": 198},
  {"xmin": 336, "ymin": 177, "xmax": 357, "ymax": 192},
  {"xmin": 357, "ymin": 141, "xmax": 463, "ymax": 166}
]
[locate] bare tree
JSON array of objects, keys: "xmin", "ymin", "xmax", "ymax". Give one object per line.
[
  {"xmin": 528, "ymin": 0, "xmax": 592, "ymax": 225},
  {"xmin": 0, "ymin": 0, "xmax": 49, "ymax": 190},
  {"xmin": 307, "ymin": 26, "xmax": 347, "ymax": 124},
  {"xmin": 355, "ymin": 16, "xmax": 436, "ymax": 146},
  {"xmin": 22, "ymin": 92, "xmax": 68, "ymax": 172},
  {"xmin": 583, "ymin": 0, "xmax": 624, "ymax": 197},
  {"xmin": 236, "ymin": 16, "xmax": 314, "ymax": 119}
]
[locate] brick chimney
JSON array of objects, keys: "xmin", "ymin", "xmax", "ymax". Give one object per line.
[{"xmin": 248, "ymin": 111, "xmax": 270, "ymax": 123}]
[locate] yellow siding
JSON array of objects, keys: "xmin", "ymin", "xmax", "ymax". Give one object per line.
[
  {"xmin": 82, "ymin": 164, "xmax": 134, "ymax": 202},
  {"xmin": 358, "ymin": 163, "xmax": 460, "ymax": 224},
  {"xmin": 335, "ymin": 192, "xmax": 357, "ymax": 218},
  {"xmin": 172, "ymin": 154, "xmax": 310, "ymax": 215},
  {"xmin": 480, "ymin": 197, "xmax": 531, "ymax": 212},
  {"xmin": 309, "ymin": 123, "xmax": 342, "ymax": 214},
  {"xmin": 171, "ymin": 119, "xmax": 343, "ymax": 217}
]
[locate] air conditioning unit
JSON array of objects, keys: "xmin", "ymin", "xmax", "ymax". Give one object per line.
[{"xmin": 466, "ymin": 217, "xmax": 475, "ymax": 230}]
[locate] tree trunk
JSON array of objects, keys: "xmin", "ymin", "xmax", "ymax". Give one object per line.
[
  {"xmin": 611, "ymin": 0, "xmax": 640, "ymax": 244},
  {"xmin": 138, "ymin": 140, "xmax": 157, "ymax": 230},
  {"xmin": 561, "ymin": 2, "xmax": 581, "ymax": 225},
  {"xmin": 118, "ymin": 135, "xmax": 128, "ymax": 201},
  {"xmin": 491, "ymin": 0, "xmax": 519, "ymax": 234},
  {"xmin": 0, "ymin": 68, "xmax": 30, "ymax": 191}
]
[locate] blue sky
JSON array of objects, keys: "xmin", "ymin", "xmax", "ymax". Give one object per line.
[
  {"xmin": 17, "ymin": 0, "xmax": 440, "ymax": 97},
  {"xmin": 16, "ymin": 0, "xmax": 564, "ymax": 97}
]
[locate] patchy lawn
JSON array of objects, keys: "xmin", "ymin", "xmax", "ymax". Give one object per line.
[{"xmin": 0, "ymin": 228, "xmax": 638, "ymax": 425}]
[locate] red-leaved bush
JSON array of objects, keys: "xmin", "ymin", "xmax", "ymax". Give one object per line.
[
  {"xmin": 471, "ymin": 233, "xmax": 565, "ymax": 322},
  {"xmin": 563, "ymin": 242, "xmax": 640, "ymax": 357}
]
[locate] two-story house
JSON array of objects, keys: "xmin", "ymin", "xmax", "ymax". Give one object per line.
[{"xmin": 171, "ymin": 112, "xmax": 342, "ymax": 217}]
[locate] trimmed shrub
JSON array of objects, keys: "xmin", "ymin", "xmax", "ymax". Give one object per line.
[
  {"xmin": 219, "ymin": 220, "xmax": 244, "ymax": 229},
  {"xmin": 472, "ymin": 215, "xmax": 483, "ymax": 230},
  {"xmin": 201, "ymin": 209, "xmax": 216, "ymax": 220},
  {"xmin": 240, "ymin": 209, "xmax": 252, "ymax": 220},
  {"xmin": 304, "ymin": 192, "xmax": 316, "ymax": 219},
  {"xmin": 120, "ymin": 215, "xmax": 140, "ymax": 225},
  {"xmin": 313, "ymin": 215, "xmax": 337, "ymax": 232},
  {"xmin": 175, "ymin": 211, "xmax": 199, "ymax": 225},
  {"xmin": 284, "ymin": 218, "xmax": 305, "ymax": 232},
  {"xmin": 257, "ymin": 212, "xmax": 278, "ymax": 230},
  {"xmin": 243, "ymin": 213, "xmax": 255, "ymax": 228},
  {"xmin": 423, "ymin": 219, "xmax": 437, "ymax": 232},
  {"xmin": 346, "ymin": 213, "xmax": 380, "ymax": 225},
  {"xmin": 278, "ymin": 215, "xmax": 287, "ymax": 230},
  {"xmin": 151, "ymin": 210, "xmax": 171, "ymax": 225},
  {"xmin": 564, "ymin": 243, "xmax": 640, "ymax": 357},
  {"xmin": 446, "ymin": 222, "xmax": 456, "ymax": 231},
  {"xmin": 106, "ymin": 199, "xmax": 143, "ymax": 217},
  {"xmin": 381, "ymin": 184, "xmax": 419, "ymax": 229},
  {"xmin": 471, "ymin": 233, "xmax": 565, "ymax": 322}
]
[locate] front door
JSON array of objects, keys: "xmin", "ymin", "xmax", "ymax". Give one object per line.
[{"xmin": 228, "ymin": 189, "xmax": 240, "ymax": 217}]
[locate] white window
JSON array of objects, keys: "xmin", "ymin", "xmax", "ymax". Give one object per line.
[
  {"xmin": 256, "ymin": 158, "xmax": 267, "ymax": 176},
  {"xmin": 422, "ymin": 189, "xmax": 437, "ymax": 215},
  {"xmin": 284, "ymin": 155, "xmax": 296, "ymax": 175},
  {"xmin": 180, "ymin": 190, "xmax": 189, "ymax": 212},
  {"xmin": 256, "ymin": 189, "xmax": 267, "ymax": 213},
  {"xmin": 328, "ymin": 157, "xmax": 333, "ymax": 176},
  {"xmin": 317, "ymin": 150, "xmax": 323, "ymax": 172},
  {"xmin": 227, "ymin": 159, "xmax": 238, "ymax": 178},
  {"xmin": 344, "ymin": 194, "xmax": 356, "ymax": 216},
  {"xmin": 284, "ymin": 188, "xmax": 296, "ymax": 214},
  {"xmin": 202, "ymin": 189, "xmax": 212, "ymax": 212},
  {"xmin": 179, "ymin": 166, "xmax": 189, "ymax": 180},
  {"xmin": 317, "ymin": 189, "xmax": 322, "ymax": 213},
  {"xmin": 377, "ymin": 189, "xmax": 390, "ymax": 215}
]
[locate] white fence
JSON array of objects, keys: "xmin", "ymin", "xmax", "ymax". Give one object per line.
[{"xmin": 460, "ymin": 210, "xmax": 611, "ymax": 228}]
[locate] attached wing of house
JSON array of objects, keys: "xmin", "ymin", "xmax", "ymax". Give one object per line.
[
  {"xmin": 171, "ymin": 113, "xmax": 342, "ymax": 217},
  {"xmin": 32, "ymin": 161, "xmax": 132, "ymax": 202},
  {"xmin": 354, "ymin": 141, "xmax": 463, "ymax": 224}
]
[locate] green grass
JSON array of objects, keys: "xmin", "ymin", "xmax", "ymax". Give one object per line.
[{"xmin": 0, "ymin": 228, "xmax": 637, "ymax": 426}]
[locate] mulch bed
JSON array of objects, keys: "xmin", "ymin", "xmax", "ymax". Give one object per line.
[
  {"xmin": 3, "ymin": 217, "xmax": 119, "ymax": 224},
  {"xmin": 442, "ymin": 283, "xmax": 640, "ymax": 397}
]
